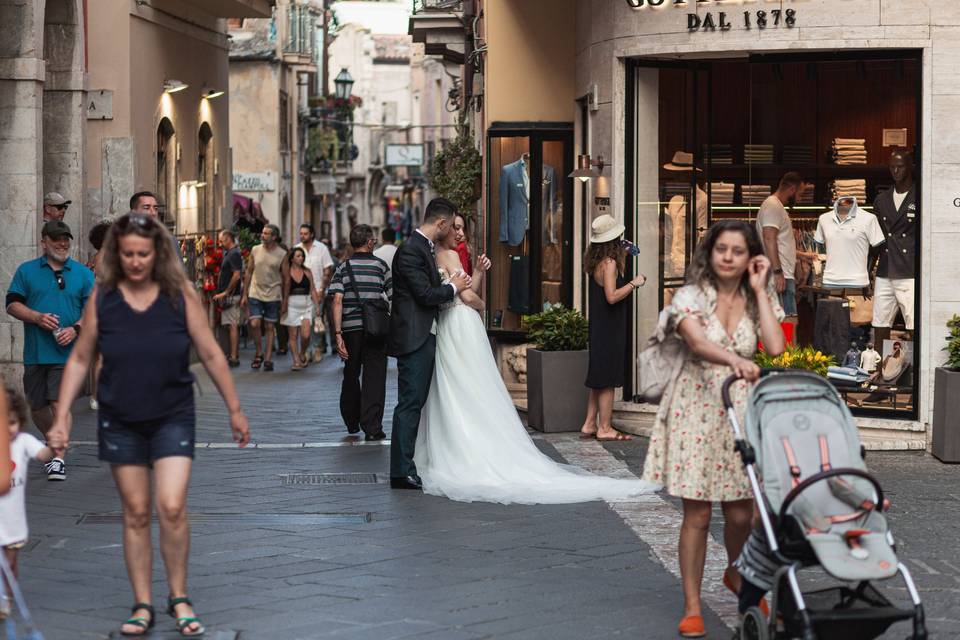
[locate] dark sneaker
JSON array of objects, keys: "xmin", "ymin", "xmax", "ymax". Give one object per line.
[
  {"xmin": 263, "ymin": 360, "xmax": 274, "ymax": 372},
  {"xmin": 45, "ymin": 457, "xmax": 66, "ymax": 481},
  {"xmin": 227, "ymin": 358, "xmax": 240, "ymax": 368}
]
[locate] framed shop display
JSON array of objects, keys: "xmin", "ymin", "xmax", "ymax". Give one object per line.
[
  {"xmin": 624, "ymin": 50, "xmax": 922, "ymax": 419},
  {"xmin": 485, "ymin": 123, "xmax": 574, "ymax": 336}
]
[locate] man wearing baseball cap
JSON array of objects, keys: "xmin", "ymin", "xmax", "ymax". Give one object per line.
[
  {"xmin": 5, "ymin": 220, "xmax": 94, "ymax": 481},
  {"xmin": 42, "ymin": 192, "xmax": 71, "ymax": 223}
]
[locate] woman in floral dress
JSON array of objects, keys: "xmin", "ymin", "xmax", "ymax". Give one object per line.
[{"xmin": 642, "ymin": 220, "xmax": 785, "ymax": 638}]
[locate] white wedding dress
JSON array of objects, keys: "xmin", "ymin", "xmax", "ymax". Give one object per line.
[{"xmin": 413, "ymin": 288, "xmax": 660, "ymax": 505}]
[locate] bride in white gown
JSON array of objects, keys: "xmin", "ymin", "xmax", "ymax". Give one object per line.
[{"xmin": 413, "ymin": 224, "xmax": 660, "ymax": 505}]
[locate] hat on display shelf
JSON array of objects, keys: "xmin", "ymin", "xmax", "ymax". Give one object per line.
[{"xmin": 662, "ymin": 151, "xmax": 702, "ymax": 172}]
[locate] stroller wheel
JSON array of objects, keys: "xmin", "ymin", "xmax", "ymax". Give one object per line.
[{"xmin": 740, "ymin": 607, "xmax": 769, "ymax": 640}]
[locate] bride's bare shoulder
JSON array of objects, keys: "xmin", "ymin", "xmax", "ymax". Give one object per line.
[{"xmin": 437, "ymin": 249, "xmax": 460, "ymax": 266}]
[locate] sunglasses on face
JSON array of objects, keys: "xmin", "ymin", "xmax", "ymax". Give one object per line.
[{"xmin": 53, "ymin": 204, "xmax": 68, "ymax": 210}]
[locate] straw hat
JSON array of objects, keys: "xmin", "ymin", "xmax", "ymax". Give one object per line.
[
  {"xmin": 590, "ymin": 214, "xmax": 625, "ymax": 244},
  {"xmin": 662, "ymin": 151, "xmax": 701, "ymax": 172}
]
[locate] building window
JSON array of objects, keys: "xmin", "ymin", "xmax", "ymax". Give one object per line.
[{"xmin": 280, "ymin": 91, "xmax": 290, "ymax": 151}]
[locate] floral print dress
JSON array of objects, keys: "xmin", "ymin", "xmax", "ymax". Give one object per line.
[{"xmin": 641, "ymin": 283, "xmax": 784, "ymax": 502}]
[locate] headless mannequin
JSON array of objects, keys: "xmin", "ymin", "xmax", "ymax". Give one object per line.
[{"xmin": 873, "ymin": 152, "xmax": 915, "ymax": 347}]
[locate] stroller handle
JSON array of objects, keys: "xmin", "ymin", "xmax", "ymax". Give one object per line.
[
  {"xmin": 779, "ymin": 467, "xmax": 886, "ymax": 525},
  {"xmin": 720, "ymin": 368, "xmax": 789, "ymax": 410}
]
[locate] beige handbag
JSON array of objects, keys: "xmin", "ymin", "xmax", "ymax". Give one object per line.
[
  {"xmin": 637, "ymin": 307, "xmax": 687, "ymax": 403},
  {"xmin": 846, "ymin": 294, "xmax": 874, "ymax": 326}
]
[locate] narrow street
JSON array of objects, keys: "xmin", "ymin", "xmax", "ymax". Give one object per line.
[{"xmin": 19, "ymin": 354, "xmax": 958, "ymax": 639}]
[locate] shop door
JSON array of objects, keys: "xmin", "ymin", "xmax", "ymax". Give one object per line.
[{"xmin": 624, "ymin": 60, "xmax": 712, "ymax": 400}]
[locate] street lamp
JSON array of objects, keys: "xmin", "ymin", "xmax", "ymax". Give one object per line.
[{"xmin": 334, "ymin": 68, "xmax": 354, "ymax": 100}]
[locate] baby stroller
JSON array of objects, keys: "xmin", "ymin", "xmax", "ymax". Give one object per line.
[{"xmin": 722, "ymin": 369, "xmax": 927, "ymax": 640}]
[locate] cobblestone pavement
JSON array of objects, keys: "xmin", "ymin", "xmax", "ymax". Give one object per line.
[{"xmin": 13, "ymin": 349, "xmax": 955, "ymax": 639}]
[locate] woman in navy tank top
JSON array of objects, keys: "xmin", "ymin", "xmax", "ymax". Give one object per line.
[{"xmin": 48, "ymin": 213, "xmax": 250, "ymax": 636}]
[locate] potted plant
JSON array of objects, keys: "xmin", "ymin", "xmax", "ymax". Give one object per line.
[
  {"xmin": 524, "ymin": 303, "xmax": 590, "ymax": 432},
  {"xmin": 427, "ymin": 128, "xmax": 482, "ymax": 216},
  {"xmin": 754, "ymin": 345, "xmax": 835, "ymax": 377},
  {"xmin": 933, "ymin": 314, "xmax": 960, "ymax": 462}
]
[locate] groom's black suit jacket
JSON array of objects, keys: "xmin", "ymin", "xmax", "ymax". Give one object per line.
[{"xmin": 387, "ymin": 232, "xmax": 456, "ymax": 357}]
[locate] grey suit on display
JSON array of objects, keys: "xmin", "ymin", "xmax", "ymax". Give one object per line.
[{"xmin": 499, "ymin": 159, "xmax": 556, "ymax": 247}]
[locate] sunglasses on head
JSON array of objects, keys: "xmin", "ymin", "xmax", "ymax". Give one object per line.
[{"xmin": 119, "ymin": 212, "xmax": 156, "ymax": 230}]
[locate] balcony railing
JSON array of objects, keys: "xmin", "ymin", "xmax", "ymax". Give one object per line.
[{"xmin": 412, "ymin": 0, "xmax": 463, "ymax": 14}]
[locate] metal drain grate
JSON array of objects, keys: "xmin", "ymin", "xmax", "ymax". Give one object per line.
[
  {"xmin": 78, "ymin": 512, "xmax": 371, "ymax": 525},
  {"xmin": 280, "ymin": 472, "xmax": 380, "ymax": 485},
  {"xmin": 110, "ymin": 630, "xmax": 238, "ymax": 639}
]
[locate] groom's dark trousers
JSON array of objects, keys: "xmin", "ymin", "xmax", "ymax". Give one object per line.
[{"xmin": 391, "ymin": 334, "xmax": 436, "ymax": 477}]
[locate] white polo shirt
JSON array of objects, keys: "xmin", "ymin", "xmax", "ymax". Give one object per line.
[
  {"xmin": 814, "ymin": 208, "xmax": 885, "ymax": 287},
  {"xmin": 295, "ymin": 240, "xmax": 334, "ymax": 294}
]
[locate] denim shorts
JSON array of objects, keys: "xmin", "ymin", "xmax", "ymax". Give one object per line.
[
  {"xmin": 780, "ymin": 278, "xmax": 798, "ymax": 317},
  {"xmin": 248, "ymin": 298, "xmax": 280, "ymax": 323},
  {"xmin": 97, "ymin": 406, "xmax": 196, "ymax": 464}
]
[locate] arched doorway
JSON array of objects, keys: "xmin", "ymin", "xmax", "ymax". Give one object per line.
[
  {"xmin": 42, "ymin": 0, "xmax": 86, "ymax": 240},
  {"xmin": 198, "ymin": 122, "xmax": 216, "ymax": 231},
  {"xmin": 157, "ymin": 118, "xmax": 177, "ymax": 227}
]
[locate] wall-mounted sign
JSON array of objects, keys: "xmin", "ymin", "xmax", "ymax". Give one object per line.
[
  {"xmin": 87, "ymin": 90, "xmax": 113, "ymax": 120},
  {"xmin": 625, "ymin": 0, "xmax": 797, "ymax": 32},
  {"xmin": 385, "ymin": 144, "xmax": 425, "ymax": 167},
  {"xmin": 883, "ymin": 128, "xmax": 908, "ymax": 147},
  {"xmin": 232, "ymin": 171, "xmax": 275, "ymax": 192}
]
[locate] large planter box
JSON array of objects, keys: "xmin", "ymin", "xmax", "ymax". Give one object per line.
[
  {"xmin": 526, "ymin": 349, "xmax": 589, "ymax": 433},
  {"xmin": 932, "ymin": 367, "xmax": 960, "ymax": 463}
]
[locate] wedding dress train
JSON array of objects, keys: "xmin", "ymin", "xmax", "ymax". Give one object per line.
[{"xmin": 413, "ymin": 295, "xmax": 659, "ymax": 505}]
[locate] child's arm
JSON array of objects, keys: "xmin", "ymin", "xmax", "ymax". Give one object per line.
[{"xmin": 35, "ymin": 445, "xmax": 54, "ymax": 463}]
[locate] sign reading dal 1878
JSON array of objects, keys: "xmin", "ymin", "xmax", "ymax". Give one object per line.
[{"xmin": 625, "ymin": 0, "xmax": 797, "ymax": 32}]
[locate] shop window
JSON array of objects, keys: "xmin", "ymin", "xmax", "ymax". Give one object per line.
[
  {"xmin": 198, "ymin": 122, "xmax": 215, "ymax": 232},
  {"xmin": 156, "ymin": 117, "xmax": 176, "ymax": 227},
  {"xmin": 627, "ymin": 52, "xmax": 922, "ymax": 419},
  {"xmin": 486, "ymin": 126, "xmax": 573, "ymax": 335}
]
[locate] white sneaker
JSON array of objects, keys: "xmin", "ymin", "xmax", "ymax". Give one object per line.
[
  {"xmin": 90, "ymin": 397, "xmax": 99, "ymax": 410},
  {"xmin": 0, "ymin": 594, "xmax": 10, "ymax": 619},
  {"xmin": 45, "ymin": 457, "xmax": 66, "ymax": 481}
]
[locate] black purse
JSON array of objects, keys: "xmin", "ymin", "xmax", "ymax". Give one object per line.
[{"xmin": 345, "ymin": 259, "xmax": 391, "ymax": 339}]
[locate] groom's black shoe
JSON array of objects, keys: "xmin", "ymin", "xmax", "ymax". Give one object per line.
[
  {"xmin": 365, "ymin": 431, "xmax": 387, "ymax": 442},
  {"xmin": 390, "ymin": 475, "xmax": 423, "ymax": 490}
]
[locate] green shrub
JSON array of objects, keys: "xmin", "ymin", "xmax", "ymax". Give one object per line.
[
  {"xmin": 945, "ymin": 314, "xmax": 960, "ymax": 370},
  {"xmin": 524, "ymin": 303, "xmax": 588, "ymax": 352}
]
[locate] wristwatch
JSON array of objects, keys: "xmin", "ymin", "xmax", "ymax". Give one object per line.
[
  {"xmin": 72, "ymin": 323, "xmax": 81, "ymax": 336},
  {"xmin": 773, "ymin": 268, "xmax": 783, "ymax": 275}
]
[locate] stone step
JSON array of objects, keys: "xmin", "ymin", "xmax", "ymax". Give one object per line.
[{"xmin": 514, "ymin": 398, "xmax": 928, "ymax": 451}]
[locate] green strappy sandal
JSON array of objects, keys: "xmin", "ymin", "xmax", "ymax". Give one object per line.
[
  {"xmin": 167, "ymin": 596, "xmax": 205, "ymax": 637},
  {"xmin": 120, "ymin": 602, "xmax": 155, "ymax": 636}
]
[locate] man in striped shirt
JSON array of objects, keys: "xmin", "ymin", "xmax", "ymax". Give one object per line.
[{"xmin": 330, "ymin": 225, "xmax": 392, "ymax": 440}]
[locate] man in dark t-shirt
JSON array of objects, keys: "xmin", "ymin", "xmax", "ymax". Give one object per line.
[{"xmin": 212, "ymin": 230, "xmax": 244, "ymax": 366}]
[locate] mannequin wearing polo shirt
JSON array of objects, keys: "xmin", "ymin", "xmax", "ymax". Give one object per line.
[
  {"xmin": 814, "ymin": 196, "xmax": 885, "ymax": 289},
  {"xmin": 871, "ymin": 150, "xmax": 917, "ymax": 345}
]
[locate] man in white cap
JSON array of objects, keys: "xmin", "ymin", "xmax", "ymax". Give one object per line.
[{"xmin": 42, "ymin": 192, "xmax": 71, "ymax": 223}]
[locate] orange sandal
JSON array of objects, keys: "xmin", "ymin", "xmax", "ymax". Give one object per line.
[
  {"xmin": 723, "ymin": 571, "xmax": 770, "ymax": 617},
  {"xmin": 678, "ymin": 614, "xmax": 706, "ymax": 638}
]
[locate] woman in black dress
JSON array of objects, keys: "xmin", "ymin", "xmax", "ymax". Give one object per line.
[{"xmin": 580, "ymin": 215, "xmax": 646, "ymax": 441}]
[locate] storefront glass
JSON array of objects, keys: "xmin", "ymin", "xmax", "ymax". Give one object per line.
[
  {"xmin": 629, "ymin": 52, "xmax": 922, "ymax": 418},
  {"xmin": 486, "ymin": 127, "xmax": 573, "ymax": 335}
]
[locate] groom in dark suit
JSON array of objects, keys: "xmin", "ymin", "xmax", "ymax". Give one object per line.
[{"xmin": 388, "ymin": 198, "xmax": 471, "ymax": 490}]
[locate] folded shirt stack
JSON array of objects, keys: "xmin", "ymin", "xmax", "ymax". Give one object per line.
[
  {"xmin": 782, "ymin": 144, "xmax": 813, "ymax": 165},
  {"xmin": 709, "ymin": 182, "xmax": 735, "ymax": 204},
  {"xmin": 830, "ymin": 178, "xmax": 867, "ymax": 203},
  {"xmin": 744, "ymin": 144, "xmax": 775, "ymax": 164},
  {"xmin": 827, "ymin": 365, "xmax": 871, "ymax": 384},
  {"xmin": 702, "ymin": 144, "xmax": 734, "ymax": 165},
  {"xmin": 797, "ymin": 185, "xmax": 815, "ymax": 204},
  {"xmin": 832, "ymin": 137, "xmax": 867, "ymax": 165},
  {"xmin": 741, "ymin": 184, "xmax": 772, "ymax": 204}
]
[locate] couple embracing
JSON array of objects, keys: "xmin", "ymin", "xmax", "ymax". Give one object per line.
[{"xmin": 387, "ymin": 198, "xmax": 657, "ymax": 504}]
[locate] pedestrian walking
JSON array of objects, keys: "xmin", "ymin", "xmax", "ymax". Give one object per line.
[
  {"xmin": 330, "ymin": 224, "xmax": 392, "ymax": 441},
  {"xmin": 211, "ymin": 230, "xmax": 244, "ymax": 367},
  {"xmin": 281, "ymin": 247, "xmax": 320, "ymax": 370},
  {"xmin": 373, "ymin": 226, "xmax": 398, "ymax": 276},
  {"xmin": 640, "ymin": 220, "xmax": 785, "ymax": 638},
  {"xmin": 241, "ymin": 224, "xmax": 286, "ymax": 372},
  {"xmin": 47, "ymin": 211, "xmax": 250, "ymax": 637},
  {"xmin": 130, "ymin": 191, "xmax": 160, "ymax": 217},
  {"xmin": 4, "ymin": 220, "xmax": 94, "ymax": 481},
  {"xmin": 42, "ymin": 192, "xmax": 70, "ymax": 223},
  {"xmin": 0, "ymin": 388, "xmax": 9, "ymax": 494},
  {"xmin": 294, "ymin": 224, "xmax": 334, "ymax": 363},
  {"xmin": 579, "ymin": 215, "xmax": 646, "ymax": 442},
  {"xmin": 0, "ymin": 383, "xmax": 54, "ymax": 620}
]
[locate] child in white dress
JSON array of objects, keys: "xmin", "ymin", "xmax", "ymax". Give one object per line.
[{"xmin": 0, "ymin": 383, "xmax": 53, "ymax": 619}]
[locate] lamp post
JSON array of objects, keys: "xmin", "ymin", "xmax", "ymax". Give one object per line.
[{"xmin": 334, "ymin": 68, "xmax": 354, "ymax": 100}]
